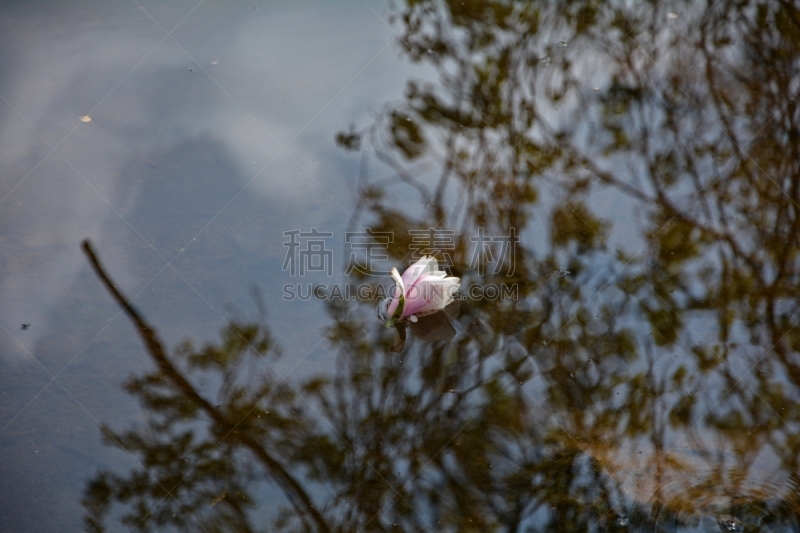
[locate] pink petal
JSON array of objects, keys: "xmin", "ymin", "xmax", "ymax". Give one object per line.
[
  {"xmin": 402, "ymin": 276, "xmax": 459, "ymax": 318},
  {"xmin": 385, "ymin": 268, "xmax": 405, "ymax": 317},
  {"xmin": 401, "ymin": 256, "xmax": 438, "ymax": 286}
]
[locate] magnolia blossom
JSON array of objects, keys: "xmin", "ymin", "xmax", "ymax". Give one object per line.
[{"xmin": 378, "ymin": 256, "xmax": 461, "ymax": 326}]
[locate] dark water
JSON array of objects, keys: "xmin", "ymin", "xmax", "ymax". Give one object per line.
[{"xmin": 2, "ymin": 1, "xmax": 799, "ymax": 531}]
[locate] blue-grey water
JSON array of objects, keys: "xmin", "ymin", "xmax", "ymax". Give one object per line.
[{"xmin": 2, "ymin": 1, "xmax": 799, "ymax": 532}]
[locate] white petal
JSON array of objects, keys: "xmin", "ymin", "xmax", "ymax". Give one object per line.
[
  {"xmin": 405, "ymin": 275, "xmax": 461, "ymax": 316},
  {"xmin": 390, "ymin": 267, "xmax": 405, "ymax": 294}
]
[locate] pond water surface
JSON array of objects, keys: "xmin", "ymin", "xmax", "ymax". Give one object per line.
[{"xmin": 1, "ymin": 1, "xmax": 800, "ymax": 532}]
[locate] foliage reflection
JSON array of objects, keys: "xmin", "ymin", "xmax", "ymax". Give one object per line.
[{"xmin": 84, "ymin": 0, "xmax": 800, "ymax": 531}]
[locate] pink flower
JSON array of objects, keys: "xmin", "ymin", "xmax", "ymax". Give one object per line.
[{"xmin": 378, "ymin": 256, "xmax": 460, "ymax": 326}]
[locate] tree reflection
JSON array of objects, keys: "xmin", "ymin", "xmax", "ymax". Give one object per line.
[{"xmin": 83, "ymin": 0, "xmax": 800, "ymax": 531}]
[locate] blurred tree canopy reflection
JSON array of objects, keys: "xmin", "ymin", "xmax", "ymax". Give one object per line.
[{"xmin": 84, "ymin": 0, "xmax": 800, "ymax": 531}]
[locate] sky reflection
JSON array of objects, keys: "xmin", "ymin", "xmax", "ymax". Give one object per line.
[{"xmin": 2, "ymin": 0, "xmax": 800, "ymax": 532}]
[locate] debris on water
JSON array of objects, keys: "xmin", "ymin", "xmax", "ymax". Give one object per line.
[
  {"xmin": 616, "ymin": 514, "xmax": 628, "ymax": 527},
  {"xmin": 80, "ymin": 115, "xmax": 91, "ymax": 122},
  {"xmin": 20, "ymin": 323, "xmax": 30, "ymax": 330},
  {"xmin": 558, "ymin": 41, "xmax": 568, "ymax": 47},
  {"xmin": 556, "ymin": 269, "xmax": 571, "ymax": 277},
  {"xmin": 667, "ymin": 12, "xmax": 678, "ymax": 19},
  {"xmin": 539, "ymin": 56, "xmax": 551, "ymax": 64},
  {"xmin": 718, "ymin": 515, "xmax": 743, "ymax": 532},
  {"xmin": 210, "ymin": 491, "xmax": 227, "ymax": 507}
]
